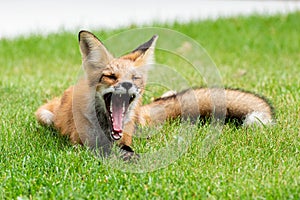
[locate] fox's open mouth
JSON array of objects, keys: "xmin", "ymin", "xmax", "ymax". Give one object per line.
[{"xmin": 103, "ymin": 92, "xmax": 136, "ymax": 140}]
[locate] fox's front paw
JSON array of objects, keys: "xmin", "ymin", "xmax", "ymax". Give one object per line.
[{"xmin": 120, "ymin": 145, "xmax": 140, "ymax": 162}]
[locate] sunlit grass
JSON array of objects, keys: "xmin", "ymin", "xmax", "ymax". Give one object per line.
[{"xmin": 0, "ymin": 12, "xmax": 299, "ymax": 199}]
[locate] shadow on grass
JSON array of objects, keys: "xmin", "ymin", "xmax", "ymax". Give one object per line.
[{"xmin": 33, "ymin": 123, "xmax": 76, "ymax": 151}]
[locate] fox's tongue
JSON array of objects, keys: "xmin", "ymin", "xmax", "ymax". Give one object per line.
[
  {"xmin": 111, "ymin": 94, "xmax": 130, "ymax": 140},
  {"xmin": 112, "ymin": 101, "xmax": 123, "ymax": 135}
]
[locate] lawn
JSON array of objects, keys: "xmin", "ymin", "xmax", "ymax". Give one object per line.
[{"xmin": 0, "ymin": 12, "xmax": 299, "ymax": 199}]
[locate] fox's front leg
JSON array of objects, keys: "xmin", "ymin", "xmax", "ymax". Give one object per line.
[{"xmin": 118, "ymin": 120, "xmax": 139, "ymax": 161}]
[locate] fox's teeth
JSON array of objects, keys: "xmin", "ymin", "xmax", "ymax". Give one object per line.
[
  {"xmin": 119, "ymin": 94, "xmax": 122, "ymax": 97},
  {"xmin": 110, "ymin": 100, "xmax": 112, "ymax": 112},
  {"xmin": 122, "ymin": 102, "xmax": 125, "ymax": 113},
  {"xmin": 111, "ymin": 132, "xmax": 122, "ymax": 140}
]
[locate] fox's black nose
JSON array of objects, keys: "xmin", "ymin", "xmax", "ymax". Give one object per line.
[{"xmin": 121, "ymin": 82, "xmax": 133, "ymax": 90}]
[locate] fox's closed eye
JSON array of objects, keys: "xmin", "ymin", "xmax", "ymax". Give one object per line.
[
  {"xmin": 100, "ymin": 74, "xmax": 117, "ymax": 82},
  {"xmin": 132, "ymin": 75, "xmax": 142, "ymax": 80}
]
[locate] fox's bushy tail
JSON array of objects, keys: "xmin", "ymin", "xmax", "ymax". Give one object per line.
[
  {"xmin": 139, "ymin": 88, "xmax": 274, "ymax": 126},
  {"xmin": 35, "ymin": 97, "xmax": 61, "ymax": 126}
]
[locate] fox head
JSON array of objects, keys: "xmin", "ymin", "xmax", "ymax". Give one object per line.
[{"xmin": 78, "ymin": 30, "xmax": 158, "ymax": 141}]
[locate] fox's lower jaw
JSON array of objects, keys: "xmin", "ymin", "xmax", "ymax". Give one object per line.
[
  {"xmin": 111, "ymin": 130, "xmax": 123, "ymax": 140},
  {"xmin": 102, "ymin": 86, "xmax": 138, "ymax": 141}
]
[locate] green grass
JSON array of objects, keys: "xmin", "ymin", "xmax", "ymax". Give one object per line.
[{"xmin": 1, "ymin": 12, "xmax": 300, "ymax": 199}]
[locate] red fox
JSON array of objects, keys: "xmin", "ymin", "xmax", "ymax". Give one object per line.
[{"xmin": 35, "ymin": 30, "xmax": 274, "ymax": 159}]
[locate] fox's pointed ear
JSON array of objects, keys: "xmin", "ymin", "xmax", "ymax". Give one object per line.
[
  {"xmin": 78, "ymin": 30, "xmax": 113, "ymax": 65},
  {"xmin": 121, "ymin": 35, "xmax": 158, "ymax": 67}
]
